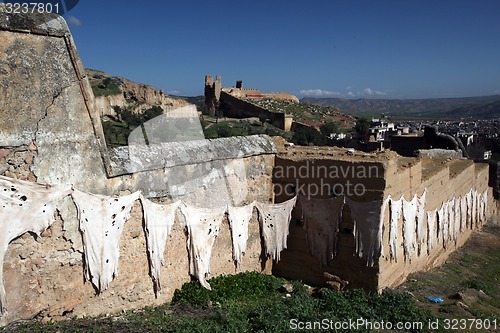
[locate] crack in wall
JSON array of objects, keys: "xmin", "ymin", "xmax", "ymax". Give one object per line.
[{"xmin": 33, "ymin": 85, "xmax": 71, "ymax": 143}]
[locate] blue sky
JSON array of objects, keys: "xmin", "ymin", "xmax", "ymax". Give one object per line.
[{"xmin": 59, "ymin": 0, "xmax": 500, "ymax": 99}]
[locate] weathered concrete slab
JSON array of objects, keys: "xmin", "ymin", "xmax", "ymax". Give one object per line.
[
  {"xmin": 416, "ymin": 148, "xmax": 463, "ymax": 159},
  {"xmin": 0, "ymin": 5, "xmax": 68, "ymax": 36},
  {"xmin": 108, "ymin": 134, "xmax": 277, "ymax": 176}
]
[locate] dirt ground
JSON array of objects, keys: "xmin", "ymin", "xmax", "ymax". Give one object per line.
[{"xmin": 397, "ymin": 217, "xmax": 499, "ymax": 330}]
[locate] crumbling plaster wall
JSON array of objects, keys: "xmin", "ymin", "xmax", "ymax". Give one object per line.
[
  {"xmin": 272, "ymin": 147, "xmax": 387, "ymax": 291},
  {"xmin": 0, "ymin": 11, "xmax": 275, "ymax": 325},
  {"xmin": 378, "ymin": 158, "xmax": 492, "ymax": 289},
  {"xmin": 271, "ymin": 143, "xmax": 494, "ymax": 292},
  {"xmin": 0, "ymin": 10, "xmax": 112, "ymax": 189}
]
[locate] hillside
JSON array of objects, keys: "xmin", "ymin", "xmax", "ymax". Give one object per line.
[
  {"xmin": 87, "ymin": 69, "xmax": 191, "ymax": 148},
  {"xmin": 87, "ymin": 68, "xmax": 188, "ymax": 116},
  {"xmin": 301, "ymin": 95, "xmax": 500, "ymax": 119}
]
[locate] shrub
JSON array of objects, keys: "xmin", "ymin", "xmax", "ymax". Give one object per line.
[
  {"xmin": 291, "ymin": 126, "xmax": 325, "ymax": 146},
  {"xmin": 92, "ymin": 77, "xmax": 122, "ymax": 97},
  {"xmin": 172, "ymin": 272, "xmax": 284, "ymax": 307},
  {"xmin": 320, "ymin": 122, "xmax": 339, "ymax": 136}
]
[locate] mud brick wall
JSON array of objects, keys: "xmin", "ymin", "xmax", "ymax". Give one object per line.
[
  {"xmin": 271, "ymin": 146, "xmax": 494, "ymax": 292},
  {"xmin": 272, "ymin": 150, "xmax": 387, "ymax": 291},
  {"xmin": 378, "ymin": 158, "xmax": 492, "ymax": 289}
]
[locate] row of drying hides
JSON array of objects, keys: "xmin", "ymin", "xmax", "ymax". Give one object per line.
[
  {"xmin": 0, "ymin": 176, "xmax": 297, "ymax": 315},
  {"xmin": 299, "ymin": 188, "xmax": 488, "ymax": 268}
]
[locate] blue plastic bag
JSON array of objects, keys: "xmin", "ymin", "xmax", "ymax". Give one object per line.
[{"xmin": 425, "ymin": 295, "xmax": 444, "ymax": 303}]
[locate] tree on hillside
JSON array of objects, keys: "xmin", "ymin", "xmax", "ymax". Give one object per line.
[
  {"xmin": 320, "ymin": 122, "xmax": 339, "ymax": 137},
  {"xmin": 354, "ymin": 117, "xmax": 370, "ymax": 142},
  {"xmin": 291, "ymin": 126, "xmax": 325, "ymax": 146}
]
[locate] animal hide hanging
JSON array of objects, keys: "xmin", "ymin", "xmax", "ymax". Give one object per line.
[
  {"xmin": 0, "ymin": 176, "xmax": 72, "ymax": 315},
  {"xmin": 255, "ymin": 196, "xmax": 297, "ymax": 262},
  {"xmin": 426, "ymin": 209, "xmax": 437, "ymax": 254},
  {"xmin": 402, "ymin": 194, "xmax": 418, "ymax": 262},
  {"xmin": 447, "ymin": 198, "xmax": 457, "ymax": 246},
  {"xmin": 379, "ymin": 197, "xmax": 390, "ymax": 259},
  {"xmin": 388, "ymin": 196, "xmax": 403, "ymax": 263},
  {"xmin": 299, "ymin": 195, "xmax": 344, "ymax": 267},
  {"xmin": 477, "ymin": 191, "xmax": 484, "ymax": 226},
  {"xmin": 453, "ymin": 197, "xmax": 461, "ymax": 245},
  {"xmin": 415, "ymin": 190, "xmax": 427, "ymax": 256},
  {"xmin": 479, "ymin": 190, "xmax": 488, "ymax": 225},
  {"xmin": 227, "ymin": 202, "xmax": 255, "ymax": 266},
  {"xmin": 459, "ymin": 195, "xmax": 467, "ymax": 233},
  {"xmin": 438, "ymin": 201, "xmax": 449, "ymax": 249},
  {"xmin": 465, "ymin": 190, "xmax": 473, "ymax": 229},
  {"xmin": 179, "ymin": 203, "xmax": 227, "ymax": 290},
  {"xmin": 471, "ymin": 190, "xmax": 478, "ymax": 228},
  {"xmin": 71, "ymin": 189, "xmax": 141, "ymax": 293},
  {"xmin": 140, "ymin": 195, "xmax": 181, "ymax": 296},
  {"xmin": 346, "ymin": 197, "xmax": 386, "ymax": 267}
]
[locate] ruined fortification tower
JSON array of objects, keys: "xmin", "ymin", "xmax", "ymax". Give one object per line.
[{"xmin": 204, "ymin": 75, "xmax": 221, "ymax": 116}]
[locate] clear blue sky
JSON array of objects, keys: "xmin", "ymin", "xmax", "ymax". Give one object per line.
[{"xmin": 62, "ymin": 0, "xmax": 500, "ymax": 99}]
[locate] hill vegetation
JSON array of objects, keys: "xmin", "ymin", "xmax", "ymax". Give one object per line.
[
  {"xmin": 301, "ymin": 95, "xmax": 500, "ymax": 119},
  {"xmin": 102, "ymin": 93, "xmax": 357, "ymax": 148}
]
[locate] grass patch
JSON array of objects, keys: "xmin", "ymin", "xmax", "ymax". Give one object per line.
[
  {"xmin": 397, "ymin": 223, "xmax": 500, "ymax": 325},
  {"xmin": 201, "ymin": 119, "xmax": 292, "ymax": 141},
  {"xmin": 3, "ymin": 223, "xmax": 498, "ymax": 332},
  {"xmin": 4, "ymin": 272, "xmax": 433, "ymax": 332}
]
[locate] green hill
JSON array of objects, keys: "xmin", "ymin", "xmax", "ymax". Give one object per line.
[{"xmin": 301, "ymin": 95, "xmax": 500, "ymax": 119}]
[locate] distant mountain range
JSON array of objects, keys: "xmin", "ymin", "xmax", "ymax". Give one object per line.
[{"xmin": 300, "ymin": 95, "xmax": 500, "ymax": 119}]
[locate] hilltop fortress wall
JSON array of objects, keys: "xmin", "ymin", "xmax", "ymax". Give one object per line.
[
  {"xmin": 219, "ymin": 91, "xmax": 292, "ymax": 131},
  {"xmin": 204, "ymin": 75, "xmax": 295, "ymax": 131},
  {"xmin": 0, "ymin": 10, "xmax": 497, "ymax": 326}
]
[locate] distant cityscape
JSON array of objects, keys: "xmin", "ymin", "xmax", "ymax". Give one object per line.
[{"xmin": 368, "ymin": 118, "xmax": 500, "ymax": 160}]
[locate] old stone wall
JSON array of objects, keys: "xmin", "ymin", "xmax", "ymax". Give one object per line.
[
  {"xmin": 378, "ymin": 158, "xmax": 492, "ymax": 289},
  {"xmin": 220, "ymin": 91, "xmax": 289, "ymax": 130},
  {"xmin": 0, "ymin": 10, "xmax": 275, "ymax": 326},
  {"xmin": 1, "ymin": 156, "xmax": 273, "ymax": 324},
  {"xmin": 271, "ymin": 146, "xmax": 387, "ymax": 291},
  {"xmin": 1, "ymin": 7, "xmax": 497, "ymax": 327},
  {"xmin": 271, "ymin": 143, "xmax": 495, "ymax": 292}
]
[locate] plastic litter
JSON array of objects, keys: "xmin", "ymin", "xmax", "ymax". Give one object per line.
[{"xmin": 425, "ymin": 296, "xmax": 444, "ymax": 303}]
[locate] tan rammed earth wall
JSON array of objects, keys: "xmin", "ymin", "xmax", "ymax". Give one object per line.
[
  {"xmin": 272, "ymin": 149, "xmax": 495, "ymax": 292},
  {"xmin": 378, "ymin": 158, "xmax": 493, "ymax": 290}
]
